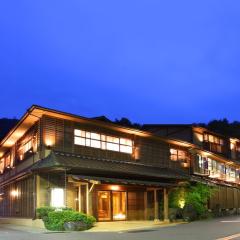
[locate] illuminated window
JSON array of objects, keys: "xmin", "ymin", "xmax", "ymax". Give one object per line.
[
  {"xmin": 91, "ymin": 133, "xmax": 100, "ymax": 140},
  {"xmin": 23, "ymin": 140, "xmax": 32, "ymax": 153},
  {"xmin": 74, "ymin": 129, "xmax": 133, "ymax": 154},
  {"xmin": 120, "ymin": 145, "xmax": 132, "ymax": 154},
  {"xmin": 91, "ymin": 139, "xmax": 101, "ymax": 148},
  {"xmin": 197, "ymin": 155, "xmax": 204, "ymax": 169},
  {"xmin": 51, "ymin": 188, "xmax": 65, "ymax": 208},
  {"xmin": 17, "ymin": 138, "xmax": 33, "ymax": 161},
  {"xmin": 107, "ymin": 136, "xmax": 119, "ymax": 144},
  {"xmin": 203, "ymin": 134, "xmax": 224, "ymax": 153},
  {"xmin": 106, "ymin": 142, "xmax": 119, "ymax": 151},
  {"xmin": 204, "ymin": 134, "xmax": 224, "ymax": 145},
  {"xmin": 208, "ymin": 158, "xmax": 212, "ymax": 170},
  {"xmin": 120, "ymin": 138, "xmax": 132, "ymax": 146},
  {"xmin": 170, "ymin": 148, "xmax": 188, "ymax": 162},
  {"xmin": 74, "ymin": 137, "xmax": 85, "ymax": 146},
  {"xmin": 0, "ymin": 158, "xmax": 4, "ymax": 174},
  {"xmin": 170, "ymin": 149, "xmax": 178, "ymax": 161},
  {"xmin": 5, "ymin": 155, "xmax": 11, "ymax": 168}
]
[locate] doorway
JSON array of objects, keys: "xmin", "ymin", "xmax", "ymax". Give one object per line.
[{"xmin": 97, "ymin": 191, "xmax": 127, "ymax": 221}]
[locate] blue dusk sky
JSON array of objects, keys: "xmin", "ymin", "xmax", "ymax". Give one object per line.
[{"xmin": 0, "ymin": 1, "xmax": 240, "ymax": 124}]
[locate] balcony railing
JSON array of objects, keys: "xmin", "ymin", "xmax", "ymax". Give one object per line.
[
  {"xmin": 193, "ymin": 165, "xmax": 240, "ymax": 185},
  {"xmin": 193, "ymin": 166, "xmax": 210, "ymax": 176}
]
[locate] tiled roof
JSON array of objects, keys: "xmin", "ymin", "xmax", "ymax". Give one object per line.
[{"xmin": 31, "ymin": 151, "xmax": 189, "ymax": 182}]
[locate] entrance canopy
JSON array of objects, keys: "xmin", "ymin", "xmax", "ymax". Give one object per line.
[{"xmin": 71, "ymin": 174, "xmax": 177, "ymax": 187}]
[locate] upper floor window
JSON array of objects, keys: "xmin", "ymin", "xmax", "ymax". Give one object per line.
[
  {"xmin": 203, "ymin": 134, "xmax": 224, "ymax": 153},
  {"xmin": 170, "ymin": 148, "xmax": 189, "ymax": 167},
  {"xmin": 0, "ymin": 153, "xmax": 12, "ymax": 174},
  {"xmin": 0, "ymin": 158, "xmax": 4, "ymax": 174},
  {"xmin": 226, "ymin": 166, "xmax": 236, "ymax": 182},
  {"xmin": 74, "ymin": 129, "xmax": 133, "ymax": 154},
  {"xmin": 230, "ymin": 141, "xmax": 240, "ymax": 159},
  {"xmin": 170, "ymin": 148, "xmax": 188, "ymax": 161},
  {"xmin": 5, "ymin": 154, "xmax": 11, "ymax": 168},
  {"xmin": 207, "ymin": 158, "xmax": 223, "ymax": 178},
  {"xmin": 17, "ymin": 138, "xmax": 33, "ymax": 160},
  {"xmin": 197, "ymin": 155, "xmax": 207, "ymax": 169}
]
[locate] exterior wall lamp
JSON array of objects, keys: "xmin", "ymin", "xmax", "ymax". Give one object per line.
[{"xmin": 11, "ymin": 189, "xmax": 19, "ymax": 198}]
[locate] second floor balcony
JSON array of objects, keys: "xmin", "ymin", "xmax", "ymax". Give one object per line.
[{"xmin": 203, "ymin": 141, "xmax": 227, "ymax": 155}]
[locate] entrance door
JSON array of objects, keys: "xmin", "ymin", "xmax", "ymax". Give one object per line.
[
  {"xmin": 97, "ymin": 191, "xmax": 111, "ymax": 221},
  {"xmin": 97, "ymin": 191, "xmax": 127, "ymax": 221},
  {"xmin": 112, "ymin": 191, "xmax": 127, "ymax": 220}
]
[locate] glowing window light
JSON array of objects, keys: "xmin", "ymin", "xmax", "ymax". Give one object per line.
[
  {"xmin": 74, "ymin": 129, "xmax": 133, "ymax": 154},
  {"xmin": 51, "ymin": 188, "xmax": 65, "ymax": 208}
]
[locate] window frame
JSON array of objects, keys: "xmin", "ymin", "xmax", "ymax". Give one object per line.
[{"xmin": 74, "ymin": 129, "xmax": 133, "ymax": 154}]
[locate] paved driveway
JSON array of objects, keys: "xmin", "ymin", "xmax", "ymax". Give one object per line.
[{"xmin": 1, "ymin": 216, "xmax": 240, "ymax": 240}]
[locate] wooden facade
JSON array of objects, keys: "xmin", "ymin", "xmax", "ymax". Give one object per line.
[{"xmin": 0, "ymin": 106, "xmax": 240, "ymax": 221}]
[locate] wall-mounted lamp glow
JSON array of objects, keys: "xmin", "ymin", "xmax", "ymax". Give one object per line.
[
  {"xmin": 11, "ymin": 189, "xmax": 19, "ymax": 198},
  {"xmin": 110, "ymin": 185, "xmax": 120, "ymax": 191},
  {"xmin": 45, "ymin": 139, "xmax": 54, "ymax": 148},
  {"xmin": 51, "ymin": 188, "xmax": 65, "ymax": 208}
]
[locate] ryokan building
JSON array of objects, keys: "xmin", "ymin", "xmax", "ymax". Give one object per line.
[{"xmin": 0, "ymin": 106, "xmax": 240, "ymax": 224}]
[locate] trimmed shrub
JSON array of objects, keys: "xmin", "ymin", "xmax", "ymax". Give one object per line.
[
  {"xmin": 36, "ymin": 206, "xmax": 55, "ymax": 219},
  {"xmin": 36, "ymin": 207, "xmax": 96, "ymax": 231}
]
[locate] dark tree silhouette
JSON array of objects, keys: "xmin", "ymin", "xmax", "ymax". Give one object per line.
[
  {"xmin": 115, "ymin": 117, "xmax": 142, "ymax": 129},
  {"xmin": 0, "ymin": 118, "xmax": 19, "ymax": 141},
  {"xmin": 197, "ymin": 118, "xmax": 240, "ymax": 138}
]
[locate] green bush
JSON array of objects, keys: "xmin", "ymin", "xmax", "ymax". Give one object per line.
[
  {"xmin": 184, "ymin": 183, "xmax": 215, "ymax": 218},
  {"xmin": 169, "ymin": 183, "xmax": 216, "ymax": 221},
  {"xmin": 36, "ymin": 206, "xmax": 55, "ymax": 219},
  {"xmin": 36, "ymin": 208, "xmax": 96, "ymax": 231},
  {"xmin": 36, "ymin": 207, "xmax": 73, "ymax": 219}
]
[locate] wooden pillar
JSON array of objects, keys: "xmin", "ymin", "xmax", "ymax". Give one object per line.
[
  {"xmin": 144, "ymin": 191, "xmax": 148, "ymax": 220},
  {"xmin": 86, "ymin": 183, "xmax": 89, "ymax": 215},
  {"xmin": 36, "ymin": 175, "xmax": 41, "ymax": 208},
  {"xmin": 78, "ymin": 185, "xmax": 81, "ymax": 212},
  {"xmin": 154, "ymin": 189, "xmax": 159, "ymax": 222},
  {"xmin": 163, "ymin": 188, "xmax": 170, "ymax": 222}
]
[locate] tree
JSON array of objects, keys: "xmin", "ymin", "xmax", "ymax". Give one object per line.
[
  {"xmin": 197, "ymin": 118, "xmax": 240, "ymax": 139},
  {"xmin": 0, "ymin": 118, "xmax": 19, "ymax": 141},
  {"xmin": 114, "ymin": 117, "xmax": 142, "ymax": 129}
]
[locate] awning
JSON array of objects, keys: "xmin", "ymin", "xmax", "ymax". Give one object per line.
[{"xmin": 71, "ymin": 174, "xmax": 177, "ymax": 187}]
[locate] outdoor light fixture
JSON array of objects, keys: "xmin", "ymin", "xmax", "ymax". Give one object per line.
[
  {"xmin": 178, "ymin": 198, "xmax": 185, "ymax": 209},
  {"xmin": 113, "ymin": 213, "xmax": 126, "ymax": 220},
  {"xmin": 11, "ymin": 189, "xmax": 19, "ymax": 198},
  {"xmin": 45, "ymin": 139, "xmax": 54, "ymax": 148},
  {"xmin": 51, "ymin": 188, "xmax": 65, "ymax": 208},
  {"xmin": 110, "ymin": 185, "xmax": 120, "ymax": 191}
]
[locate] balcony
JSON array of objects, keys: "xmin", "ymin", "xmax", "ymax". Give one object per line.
[
  {"xmin": 193, "ymin": 166, "xmax": 210, "ymax": 176},
  {"xmin": 203, "ymin": 141, "xmax": 226, "ymax": 155}
]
